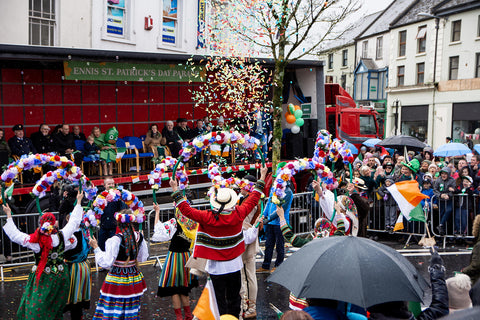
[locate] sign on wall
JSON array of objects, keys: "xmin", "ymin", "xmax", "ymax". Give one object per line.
[
  {"xmin": 106, "ymin": 0, "xmax": 126, "ymax": 36},
  {"xmin": 162, "ymin": 0, "xmax": 177, "ymax": 44},
  {"xmin": 63, "ymin": 61, "xmax": 206, "ymax": 82},
  {"xmin": 301, "ymin": 103, "xmax": 312, "ymax": 119},
  {"xmin": 197, "ymin": 0, "xmax": 206, "ymax": 48}
]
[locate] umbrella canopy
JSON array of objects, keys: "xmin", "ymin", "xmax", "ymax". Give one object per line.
[
  {"xmin": 344, "ymin": 141, "xmax": 359, "ymax": 155},
  {"xmin": 473, "ymin": 144, "xmax": 480, "ymax": 155},
  {"xmin": 376, "ymin": 135, "xmax": 427, "ymax": 151},
  {"xmin": 439, "ymin": 307, "xmax": 480, "ymax": 320},
  {"xmin": 434, "ymin": 143, "xmax": 472, "ymax": 157},
  {"xmin": 362, "ymin": 138, "xmax": 382, "ymax": 148},
  {"xmin": 267, "ymin": 236, "xmax": 428, "ymax": 308}
]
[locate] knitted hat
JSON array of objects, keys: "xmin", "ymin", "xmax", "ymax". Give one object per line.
[
  {"xmin": 440, "ymin": 166, "xmax": 451, "ymax": 174},
  {"xmin": 462, "ymin": 175, "xmax": 473, "ymax": 183},
  {"xmin": 402, "ymin": 158, "xmax": 420, "ymax": 173},
  {"xmin": 385, "ymin": 175, "xmax": 395, "ymax": 184},
  {"xmin": 209, "ymin": 187, "xmax": 238, "ymax": 211},
  {"xmin": 446, "ymin": 273, "xmax": 472, "ymax": 311},
  {"xmin": 423, "ymin": 173, "xmax": 433, "ymax": 182}
]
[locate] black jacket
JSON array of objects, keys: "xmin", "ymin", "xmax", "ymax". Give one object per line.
[
  {"xmin": 54, "ymin": 132, "xmax": 75, "ymax": 155},
  {"xmin": 31, "ymin": 131, "xmax": 55, "ymax": 153}
]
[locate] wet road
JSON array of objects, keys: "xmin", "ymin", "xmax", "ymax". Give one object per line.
[{"xmin": 0, "ymin": 241, "xmax": 473, "ymax": 320}]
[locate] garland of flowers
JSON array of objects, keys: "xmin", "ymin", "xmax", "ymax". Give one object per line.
[
  {"xmin": 313, "ymin": 129, "xmax": 332, "ymax": 163},
  {"xmin": 92, "ymin": 187, "xmax": 145, "ymax": 224},
  {"xmin": 271, "ymin": 158, "xmax": 338, "ymax": 205},
  {"xmin": 149, "ymin": 157, "xmax": 189, "ymax": 191},
  {"xmin": 32, "ymin": 166, "xmax": 97, "ymax": 200},
  {"xmin": 207, "ymin": 162, "xmax": 255, "ymax": 197},
  {"xmin": 1, "ymin": 153, "xmax": 73, "ymax": 187}
]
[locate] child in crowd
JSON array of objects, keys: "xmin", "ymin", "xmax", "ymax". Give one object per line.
[
  {"xmin": 377, "ymin": 176, "xmax": 397, "ymax": 232},
  {"xmin": 454, "ymin": 176, "xmax": 475, "ymax": 236},
  {"xmin": 421, "ymin": 174, "xmax": 436, "ymax": 209},
  {"xmin": 84, "ymin": 135, "xmax": 100, "ymax": 162}
]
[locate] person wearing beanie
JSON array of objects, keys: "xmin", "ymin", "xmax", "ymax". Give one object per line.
[
  {"xmin": 428, "ymin": 163, "xmax": 439, "ymax": 178},
  {"xmin": 463, "ymin": 215, "xmax": 480, "ymax": 284},
  {"xmin": 433, "ymin": 166, "xmax": 456, "ymax": 236},
  {"xmin": 453, "ymin": 176, "xmax": 475, "ymax": 236},
  {"xmin": 377, "ymin": 175, "xmax": 398, "ymax": 232},
  {"xmin": 170, "ymin": 166, "xmax": 267, "ymax": 317},
  {"xmin": 446, "ymin": 273, "xmax": 473, "ymax": 312}
]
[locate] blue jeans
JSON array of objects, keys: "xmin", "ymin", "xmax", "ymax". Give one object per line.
[
  {"xmin": 439, "ymin": 199, "xmax": 453, "ymax": 226},
  {"xmin": 455, "ymin": 207, "xmax": 468, "ymax": 234},
  {"xmin": 253, "ymin": 133, "xmax": 268, "ymax": 160},
  {"xmin": 262, "ymin": 224, "xmax": 284, "ymax": 269}
]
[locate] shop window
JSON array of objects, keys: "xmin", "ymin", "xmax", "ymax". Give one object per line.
[
  {"xmin": 416, "ymin": 62, "xmax": 425, "ymax": 85},
  {"xmin": 105, "ymin": 0, "xmax": 128, "ymax": 38},
  {"xmin": 397, "ymin": 65, "xmax": 405, "ymax": 86},
  {"xmin": 376, "ymin": 36, "xmax": 383, "ymax": 60},
  {"xmin": 328, "ymin": 53, "xmax": 333, "ymax": 69},
  {"xmin": 451, "ymin": 20, "xmax": 461, "ymax": 42},
  {"xmin": 359, "ymin": 115, "xmax": 376, "ymax": 135},
  {"xmin": 416, "ymin": 26, "xmax": 426, "ymax": 53},
  {"xmin": 29, "ymin": 0, "xmax": 56, "ymax": 46},
  {"xmin": 160, "ymin": 0, "xmax": 182, "ymax": 47},
  {"xmin": 453, "ymin": 103, "xmax": 480, "ymax": 144},
  {"xmin": 362, "ymin": 41, "xmax": 368, "ymax": 58},
  {"xmin": 449, "ymin": 56, "xmax": 459, "ymax": 80},
  {"xmin": 398, "ymin": 30, "xmax": 406, "ymax": 57},
  {"xmin": 476, "ymin": 53, "xmax": 480, "ymax": 78},
  {"xmin": 342, "ymin": 50, "xmax": 348, "ymax": 67},
  {"xmin": 401, "ymin": 105, "xmax": 428, "ymax": 141}
]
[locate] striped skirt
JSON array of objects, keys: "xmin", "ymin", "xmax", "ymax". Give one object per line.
[
  {"xmin": 65, "ymin": 261, "xmax": 91, "ymax": 309},
  {"xmin": 93, "ymin": 262, "xmax": 147, "ymax": 320},
  {"xmin": 157, "ymin": 251, "xmax": 198, "ymax": 297}
]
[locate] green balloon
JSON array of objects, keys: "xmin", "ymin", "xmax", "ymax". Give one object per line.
[
  {"xmin": 288, "ymin": 104, "xmax": 295, "ymax": 114},
  {"xmin": 295, "ymin": 118, "xmax": 304, "ymax": 127},
  {"xmin": 294, "ymin": 109, "xmax": 303, "ymax": 118}
]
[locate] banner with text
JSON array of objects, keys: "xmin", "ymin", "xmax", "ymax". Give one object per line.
[
  {"xmin": 63, "ymin": 61, "xmax": 206, "ymax": 82},
  {"xmin": 197, "ymin": 0, "xmax": 206, "ymax": 48}
]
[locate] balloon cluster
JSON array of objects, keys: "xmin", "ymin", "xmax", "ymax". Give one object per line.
[
  {"xmin": 1, "ymin": 153, "xmax": 74, "ymax": 187},
  {"xmin": 272, "ymin": 159, "xmax": 338, "ymax": 205},
  {"xmin": 179, "ymin": 131, "xmax": 261, "ymax": 162},
  {"xmin": 93, "ymin": 186, "xmax": 145, "ymax": 224},
  {"xmin": 285, "ymin": 104, "xmax": 305, "ymax": 134},
  {"xmin": 149, "ymin": 157, "xmax": 189, "ymax": 191}
]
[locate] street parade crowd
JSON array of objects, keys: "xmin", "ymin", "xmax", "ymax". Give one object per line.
[{"xmin": 2, "ymin": 117, "xmax": 480, "ymax": 320}]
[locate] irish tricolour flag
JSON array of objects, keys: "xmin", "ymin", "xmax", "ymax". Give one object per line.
[
  {"xmin": 387, "ymin": 180, "xmax": 429, "ymax": 231},
  {"xmin": 193, "ymin": 278, "xmax": 220, "ymax": 320}
]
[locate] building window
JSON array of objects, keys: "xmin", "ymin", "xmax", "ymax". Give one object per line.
[
  {"xmin": 416, "ymin": 26, "xmax": 426, "ymax": 53},
  {"xmin": 342, "ymin": 50, "xmax": 348, "ymax": 67},
  {"xmin": 449, "ymin": 56, "xmax": 459, "ymax": 80},
  {"xmin": 451, "ymin": 20, "xmax": 461, "ymax": 42},
  {"xmin": 398, "ymin": 31, "xmax": 406, "ymax": 57},
  {"xmin": 325, "ymin": 75, "xmax": 334, "ymax": 83},
  {"xmin": 417, "ymin": 62, "xmax": 425, "ymax": 84},
  {"xmin": 362, "ymin": 41, "xmax": 368, "ymax": 58},
  {"xmin": 105, "ymin": 0, "xmax": 128, "ymax": 38},
  {"xmin": 161, "ymin": 0, "xmax": 181, "ymax": 46},
  {"xmin": 477, "ymin": 15, "xmax": 480, "ymax": 37},
  {"xmin": 397, "ymin": 66, "xmax": 405, "ymax": 86},
  {"xmin": 476, "ymin": 53, "xmax": 480, "ymax": 78},
  {"xmin": 401, "ymin": 106, "xmax": 429, "ymax": 141},
  {"xmin": 341, "ymin": 74, "xmax": 346, "ymax": 89},
  {"xmin": 376, "ymin": 36, "xmax": 383, "ymax": 60},
  {"xmin": 328, "ymin": 53, "xmax": 333, "ymax": 69},
  {"xmin": 29, "ymin": 0, "xmax": 55, "ymax": 46}
]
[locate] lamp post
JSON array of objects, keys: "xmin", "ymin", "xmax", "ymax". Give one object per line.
[{"xmin": 394, "ymin": 99, "xmax": 400, "ymax": 135}]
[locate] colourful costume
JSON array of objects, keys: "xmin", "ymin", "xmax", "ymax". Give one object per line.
[
  {"xmin": 2, "ymin": 204, "xmax": 83, "ymax": 320},
  {"xmin": 93, "ymin": 225, "xmax": 148, "ymax": 319}
]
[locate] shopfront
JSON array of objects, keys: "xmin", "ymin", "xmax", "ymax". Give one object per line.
[
  {"xmin": 401, "ymin": 105, "xmax": 429, "ymax": 142},
  {"xmin": 452, "ymin": 102, "xmax": 480, "ymax": 144}
]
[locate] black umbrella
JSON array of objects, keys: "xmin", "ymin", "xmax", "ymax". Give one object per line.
[
  {"xmin": 376, "ymin": 135, "xmax": 427, "ymax": 151},
  {"xmin": 267, "ymin": 236, "xmax": 429, "ymax": 308},
  {"xmin": 439, "ymin": 307, "xmax": 480, "ymax": 319}
]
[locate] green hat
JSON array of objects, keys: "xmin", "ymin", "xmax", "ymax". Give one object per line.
[{"xmin": 402, "ymin": 158, "xmax": 420, "ymax": 173}]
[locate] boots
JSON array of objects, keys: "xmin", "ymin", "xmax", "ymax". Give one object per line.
[
  {"xmin": 244, "ymin": 300, "xmax": 257, "ymax": 319},
  {"xmin": 183, "ymin": 305, "xmax": 193, "ymax": 320},
  {"xmin": 174, "ymin": 308, "xmax": 183, "ymax": 320}
]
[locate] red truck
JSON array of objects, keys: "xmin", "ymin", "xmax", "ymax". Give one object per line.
[{"xmin": 324, "ymin": 83, "xmax": 382, "ymax": 149}]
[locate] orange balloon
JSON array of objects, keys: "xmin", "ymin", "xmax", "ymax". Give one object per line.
[
  {"xmin": 294, "ymin": 105, "xmax": 301, "ymax": 111},
  {"xmin": 286, "ymin": 114, "xmax": 296, "ymax": 124}
]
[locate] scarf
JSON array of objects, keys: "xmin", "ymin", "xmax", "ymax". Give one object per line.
[{"xmin": 28, "ymin": 213, "xmax": 57, "ymax": 285}]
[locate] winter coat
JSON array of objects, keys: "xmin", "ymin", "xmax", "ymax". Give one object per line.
[
  {"xmin": 463, "ymin": 215, "xmax": 480, "ymax": 285},
  {"xmin": 420, "ymin": 188, "xmax": 435, "ymax": 207},
  {"xmin": 432, "ymin": 176, "xmax": 456, "ymax": 201},
  {"xmin": 377, "ymin": 185, "xmax": 397, "ymax": 207},
  {"xmin": 453, "ymin": 186, "xmax": 475, "ymax": 210}
]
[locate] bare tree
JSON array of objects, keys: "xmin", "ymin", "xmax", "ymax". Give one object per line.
[{"xmin": 207, "ymin": 0, "xmax": 358, "ymax": 171}]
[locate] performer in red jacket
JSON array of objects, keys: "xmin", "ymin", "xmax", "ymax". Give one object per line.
[{"xmin": 169, "ymin": 165, "xmax": 267, "ymax": 317}]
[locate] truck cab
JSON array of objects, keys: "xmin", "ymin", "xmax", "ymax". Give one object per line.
[{"xmin": 325, "ymin": 83, "xmax": 380, "ymax": 149}]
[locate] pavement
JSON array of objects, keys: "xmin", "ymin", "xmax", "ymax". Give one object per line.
[{"xmin": 0, "ymin": 239, "xmax": 473, "ymax": 320}]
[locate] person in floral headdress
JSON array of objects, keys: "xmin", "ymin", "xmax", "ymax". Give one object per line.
[
  {"xmin": 2, "ymin": 191, "xmax": 84, "ymax": 320},
  {"xmin": 89, "ymin": 208, "xmax": 149, "ymax": 320},
  {"xmin": 151, "ymin": 193, "xmax": 199, "ymax": 320}
]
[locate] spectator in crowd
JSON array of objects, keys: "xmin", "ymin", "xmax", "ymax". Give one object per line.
[
  {"xmin": 52, "ymin": 124, "xmax": 62, "ymax": 135},
  {"xmin": 434, "ymin": 167, "xmax": 456, "ymax": 236},
  {"xmin": 97, "ymin": 177, "xmax": 128, "ymax": 251},
  {"xmin": 72, "ymin": 125, "xmax": 86, "ymax": 141},
  {"xmin": 162, "ymin": 121, "xmax": 183, "ymax": 158},
  {"xmin": 421, "ymin": 174, "xmax": 436, "ymax": 213},
  {"xmin": 0, "ymin": 128, "xmax": 11, "ymax": 169},
  {"xmin": 144, "ymin": 124, "xmax": 167, "ymax": 158},
  {"xmin": 214, "ymin": 116, "xmax": 226, "ymax": 131},
  {"xmin": 8, "ymin": 124, "xmax": 36, "ymax": 157},
  {"xmin": 382, "ymin": 155, "xmax": 393, "ymax": 166},
  {"xmin": 383, "ymin": 162, "xmax": 396, "ymax": 180},
  {"xmin": 190, "ymin": 119, "xmax": 205, "ymax": 138},
  {"xmin": 446, "ymin": 136, "xmax": 452, "ymax": 143},
  {"xmin": 420, "ymin": 160, "xmax": 431, "ymax": 174},
  {"xmin": 462, "ymin": 215, "xmax": 480, "ymax": 285},
  {"xmin": 176, "ymin": 118, "xmax": 193, "ymax": 143},
  {"xmin": 423, "ymin": 147, "xmax": 434, "ymax": 161},
  {"xmin": 202, "ymin": 116, "xmax": 212, "ymax": 132},
  {"xmin": 455, "ymin": 166, "xmax": 470, "ymax": 186},
  {"xmin": 454, "ymin": 176, "xmax": 475, "ymax": 236},
  {"xmin": 377, "ymin": 176, "xmax": 397, "ymax": 232},
  {"xmin": 469, "ymin": 154, "xmax": 480, "ymax": 178},
  {"xmin": 83, "ymin": 135, "xmax": 100, "ymax": 162},
  {"xmin": 446, "ymin": 273, "xmax": 473, "ymax": 313},
  {"xmin": 92, "ymin": 126, "xmax": 117, "ymax": 176},
  {"xmin": 394, "ymin": 156, "xmax": 405, "ymax": 176},
  {"xmin": 396, "ymin": 159, "xmax": 419, "ymax": 183},
  {"xmin": 429, "ymin": 163, "xmax": 439, "ymax": 178},
  {"xmin": 359, "ymin": 165, "xmax": 376, "ymax": 200},
  {"xmin": 357, "ymin": 146, "xmax": 367, "ymax": 162},
  {"xmin": 54, "ymin": 124, "xmax": 75, "ymax": 157},
  {"xmin": 249, "ymin": 108, "xmax": 273, "ymax": 161},
  {"xmin": 346, "ymin": 179, "xmax": 370, "ymax": 237},
  {"xmin": 31, "ymin": 124, "xmax": 55, "ymax": 154}
]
